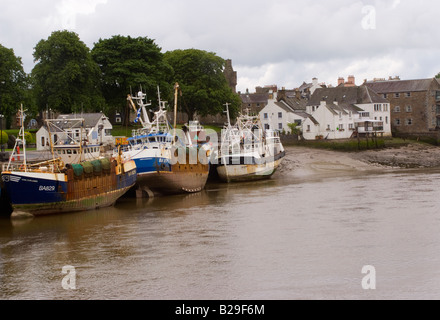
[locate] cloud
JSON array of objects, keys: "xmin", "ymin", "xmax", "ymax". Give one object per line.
[
  {"xmin": 54, "ymin": 0, "xmax": 108, "ymax": 30},
  {"xmin": 0, "ymin": 0, "xmax": 439, "ymax": 93}
]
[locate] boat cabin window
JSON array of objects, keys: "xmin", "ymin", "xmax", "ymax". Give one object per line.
[
  {"xmin": 73, "ymin": 150, "xmax": 77, "ymax": 154},
  {"xmin": 67, "ymin": 149, "xmax": 72, "ymax": 155},
  {"xmin": 149, "ymin": 137, "xmax": 156, "ymax": 143}
]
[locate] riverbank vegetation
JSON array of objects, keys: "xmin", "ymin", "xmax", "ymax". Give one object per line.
[
  {"xmin": 0, "ymin": 31, "xmax": 241, "ymax": 130},
  {"xmin": 281, "ymin": 136, "xmax": 426, "ymax": 152}
]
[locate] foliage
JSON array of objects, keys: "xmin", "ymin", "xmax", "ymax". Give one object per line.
[
  {"xmin": 0, "ymin": 44, "xmax": 33, "ymax": 128},
  {"xmin": 163, "ymin": 49, "xmax": 240, "ymax": 121},
  {"xmin": 0, "ymin": 131, "xmax": 7, "ymax": 144},
  {"xmin": 287, "ymin": 122, "xmax": 302, "ymax": 135},
  {"xmin": 91, "ymin": 35, "xmax": 173, "ymax": 122},
  {"xmin": 436, "ymin": 72, "xmax": 440, "ymax": 79},
  {"xmin": 32, "ymin": 30, "xmax": 104, "ymax": 114}
]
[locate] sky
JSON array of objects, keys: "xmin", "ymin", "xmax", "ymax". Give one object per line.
[{"xmin": 1, "ymin": 0, "xmax": 440, "ymax": 93}]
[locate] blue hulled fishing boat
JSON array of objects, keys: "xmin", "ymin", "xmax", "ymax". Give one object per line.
[
  {"xmin": 118, "ymin": 84, "xmax": 211, "ymax": 197},
  {"xmin": 1, "ymin": 105, "xmax": 137, "ymax": 217}
]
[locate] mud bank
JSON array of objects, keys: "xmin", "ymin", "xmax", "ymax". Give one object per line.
[{"xmin": 276, "ymin": 143, "xmax": 440, "ymax": 180}]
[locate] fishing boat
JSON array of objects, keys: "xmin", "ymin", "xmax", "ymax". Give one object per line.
[
  {"xmin": 0, "ymin": 105, "xmax": 137, "ymax": 217},
  {"xmin": 214, "ymin": 105, "xmax": 285, "ymax": 183},
  {"xmin": 118, "ymin": 84, "xmax": 210, "ymax": 197}
]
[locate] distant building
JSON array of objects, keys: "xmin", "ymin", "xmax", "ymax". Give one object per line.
[
  {"xmin": 36, "ymin": 112, "xmax": 114, "ymax": 151},
  {"xmin": 260, "ymin": 98, "xmax": 308, "ymax": 134},
  {"xmin": 240, "ymin": 89, "xmax": 269, "ymax": 115},
  {"xmin": 303, "ymin": 85, "xmax": 391, "ymax": 140},
  {"xmin": 337, "ymin": 75, "xmax": 357, "ymax": 87},
  {"xmin": 298, "ymin": 77, "xmax": 326, "ymax": 98},
  {"xmin": 223, "ymin": 59, "xmax": 237, "ymax": 93},
  {"xmin": 364, "ymin": 77, "xmax": 440, "ymax": 134}
]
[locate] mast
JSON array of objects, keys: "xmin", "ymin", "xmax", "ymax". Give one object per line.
[
  {"xmin": 20, "ymin": 104, "xmax": 27, "ymax": 170},
  {"xmin": 224, "ymin": 102, "xmax": 231, "ymax": 128},
  {"xmin": 173, "ymin": 82, "xmax": 179, "ymax": 144}
]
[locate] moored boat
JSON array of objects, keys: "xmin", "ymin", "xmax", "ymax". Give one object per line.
[
  {"xmin": 118, "ymin": 84, "xmax": 210, "ymax": 197},
  {"xmin": 0, "ymin": 105, "xmax": 137, "ymax": 217},
  {"xmin": 214, "ymin": 106, "xmax": 285, "ymax": 183}
]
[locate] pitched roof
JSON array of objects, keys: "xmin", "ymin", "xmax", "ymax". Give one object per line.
[
  {"xmin": 308, "ymin": 85, "xmax": 388, "ymax": 106},
  {"xmin": 280, "ymin": 96, "xmax": 308, "ymax": 111},
  {"xmin": 364, "ymin": 78, "xmax": 435, "ymax": 93},
  {"xmin": 240, "ymin": 93, "xmax": 268, "ymax": 104},
  {"xmin": 45, "ymin": 113, "xmax": 107, "ymax": 132}
]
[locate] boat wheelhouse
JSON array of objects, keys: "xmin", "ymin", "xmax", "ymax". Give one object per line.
[{"xmin": 1, "ymin": 105, "xmax": 137, "ymax": 217}]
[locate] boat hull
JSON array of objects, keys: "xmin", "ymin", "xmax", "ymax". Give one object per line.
[
  {"xmin": 126, "ymin": 146, "xmax": 210, "ymax": 196},
  {"xmin": 136, "ymin": 162, "xmax": 210, "ymax": 195},
  {"xmin": 216, "ymin": 151, "xmax": 285, "ymax": 183},
  {"xmin": 1, "ymin": 161, "xmax": 137, "ymax": 216}
]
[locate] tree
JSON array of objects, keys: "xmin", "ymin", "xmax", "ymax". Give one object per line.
[
  {"xmin": 436, "ymin": 72, "xmax": 440, "ymax": 79},
  {"xmin": 91, "ymin": 35, "xmax": 173, "ymax": 123},
  {"xmin": 0, "ymin": 44, "xmax": 30, "ymax": 128},
  {"xmin": 163, "ymin": 49, "xmax": 240, "ymax": 121},
  {"xmin": 32, "ymin": 30, "xmax": 104, "ymax": 114}
]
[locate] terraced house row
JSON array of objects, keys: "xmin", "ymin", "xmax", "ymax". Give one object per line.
[{"xmin": 239, "ymin": 75, "xmax": 440, "ymax": 140}]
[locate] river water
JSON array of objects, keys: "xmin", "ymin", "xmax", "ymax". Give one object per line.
[{"xmin": 1, "ymin": 146, "xmax": 440, "ymax": 300}]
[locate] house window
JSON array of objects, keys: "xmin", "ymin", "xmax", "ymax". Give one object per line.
[
  {"xmin": 349, "ymin": 123, "xmax": 354, "ymax": 130},
  {"xmin": 394, "ymin": 106, "xmax": 401, "ymax": 112},
  {"xmin": 105, "ymin": 129, "xmax": 112, "ymax": 136},
  {"xmin": 383, "ymin": 104, "xmax": 389, "ymax": 112},
  {"xmin": 406, "ymin": 118, "xmax": 413, "ymax": 125},
  {"xmin": 264, "ymin": 124, "xmax": 269, "ymax": 130},
  {"xmin": 339, "ymin": 124, "xmax": 344, "ymax": 131},
  {"xmin": 278, "ymin": 112, "xmax": 282, "ymax": 119},
  {"xmin": 327, "ymin": 124, "xmax": 331, "ymax": 131},
  {"xmin": 278, "ymin": 123, "xmax": 283, "ymax": 130},
  {"xmin": 406, "ymin": 105, "xmax": 412, "ymax": 112},
  {"xmin": 395, "ymin": 119, "xmax": 401, "ymax": 126},
  {"xmin": 264, "ymin": 113, "xmax": 268, "ymax": 119},
  {"xmin": 41, "ymin": 137, "xmax": 45, "ymax": 147},
  {"xmin": 383, "ymin": 94, "xmax": 388, "ymax": 99},
  {"xmin": 385, "ymin": 116, "xmax": 388, "ymax": 124},
  {"xmin": 395, "ymin": 93, "xmax": 400, "ymax": 98},
  {"xmin": 307, "ymin": 125, "xmax": 311, "ymax": 132},
  {"xmin": 374, "ymin": 104, "xmax": 382, "ymax": 111},
  {"xmin": 406, "ymin": 92, "xmax": 411, "ymax": 97}
]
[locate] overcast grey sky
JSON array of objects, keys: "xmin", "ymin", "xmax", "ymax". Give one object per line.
[{"xmin": 1, "ymin": 0, "xmax": 439, "ymax": 93}]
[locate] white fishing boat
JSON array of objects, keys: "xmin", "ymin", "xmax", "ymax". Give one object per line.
[
  {"xmin": 1, "ymin": 105, "xmax": 137, "ymax": 217},
  {"xmin": 118, "ymin": 84, "xmax": 211, "ymax": 197},
  {"xmin": 214, "ymin": 105, "xmax": 285, "ymax": 183}
]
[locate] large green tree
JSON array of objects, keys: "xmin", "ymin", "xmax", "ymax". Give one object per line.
[
  {"xmin": 0, "ymin": 44, "xmax": 31, "ymax": 128},
  {"xmin": 32, "ymin": 30, "xmax": 104, "ymax": 114},
  {"xmin": 163, "ymin": 49, "xmax": 240, "ymax": 121},
  {"xmin": 436, "ymin": 72, "xmax": 440, "ymax": 79},
  {"xmin": 91, "ymin": 35, "xmax": 173, "ymax": 122}
]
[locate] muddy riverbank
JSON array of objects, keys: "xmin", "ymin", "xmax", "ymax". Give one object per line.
[{"xmin": 277, "ymin": 142, "xmax": 440, "ymax": 181}]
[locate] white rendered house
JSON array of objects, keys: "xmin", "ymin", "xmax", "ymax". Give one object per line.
[{"xmin": 37, "ymin": 113, "xmax": 114, "ymax": 151}]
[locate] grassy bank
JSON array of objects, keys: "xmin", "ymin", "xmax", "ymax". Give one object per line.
[{"xmin": 281, "ymin": 137, "xmax": 416, "ymax": 152}]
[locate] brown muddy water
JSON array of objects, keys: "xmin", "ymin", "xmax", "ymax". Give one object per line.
[{"xmin": 1, "ymin": 146, "xmax": 440, "ymax": 300}]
